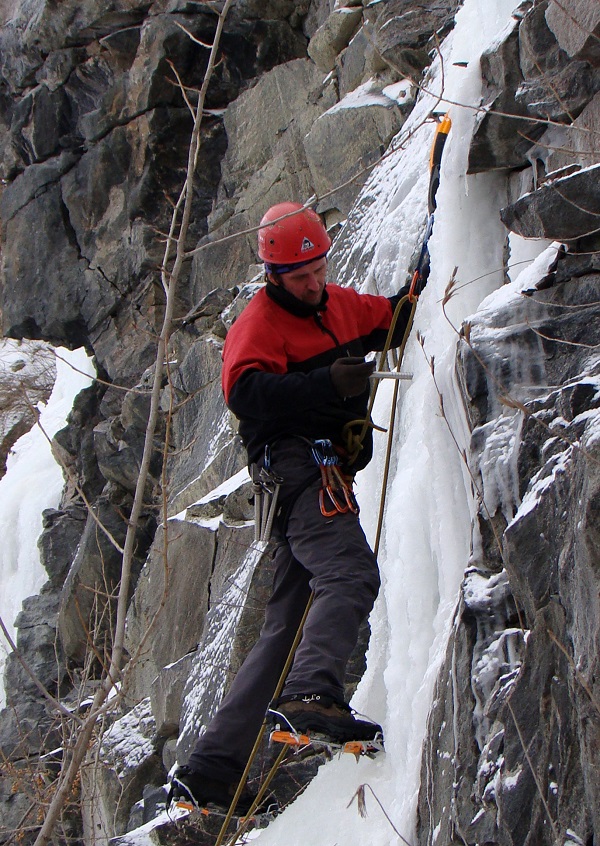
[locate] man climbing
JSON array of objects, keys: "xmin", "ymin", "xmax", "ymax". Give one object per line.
[{"xmin": 171, "ymin": 201, "xmax": 417, "ymax": 813}]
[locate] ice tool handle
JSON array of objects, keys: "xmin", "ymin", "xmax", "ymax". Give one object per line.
[{"xmin": 409, "ymin": 113, "xmax": 452, "ymax": 300}]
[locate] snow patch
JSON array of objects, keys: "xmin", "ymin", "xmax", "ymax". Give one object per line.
[{"xmin": 101, "ymin": 698, "xmax": 155, "ymax": 780}]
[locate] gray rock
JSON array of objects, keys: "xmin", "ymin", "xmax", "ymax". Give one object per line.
[
  {"xmin": 150, "ymin": 651, "xmax": 197, "ymax": 738},
  {"xmin": 161, "ymin": 737, "xmax": 178, "ymax": 773},
  {"xmin": 0, "ymin": 697, "xmax": 58, "ymax": 761},
  {"xmin": 468, "ymin": 18, "xmax": 543, "ymax": 173},
  {"xmin": 0, "ymin": 765, "xmax": 40, "ymax": 842},
  {"xmin": 1, "ymin": 176, "xmax": 93, "ymax": 347},
  {"xmin": 469, "ymin": 1, "xmax": 600, "ymax": 173},
  {"xmin": 190, "ymin": 59, "xmax": 337, "ymax": 302},
  {"xmin": 58, "ymin": 495, "xmax": 153, "ymax": 662},
  {"xmin": 52, "ymin": 378, "xmax": 107, "ymax": 502},
  {"xmin": 335, "ymin": 27, "xmax": 390, "ymax": 99},
  {"xmin": 81, "ymin": 697, "xmax": 163, "ymax": 841},
  {"xmin": 304, "ymin": 81, "xmax": 406, "ymax": 215},
  {"xmin": 8, "ymin": 593, "xmax": 64, "ymax": 696},
  {"xmin": 418, "ymin": 259, "xmax": 600, "ymax": 846},
  {"xmin": 307, "ymin": 6, "xmax": 363, "ymax": 72},
  {"xmin": 500, "ymin": 164, "xmax": 600, "ymax": 242},
  {"xmin": 123, "ymin": 520, "xmax": 216, "ymax": 707},
  {"xmin": 545, "ymin": 0, "xmax": 600, "ymax": 64},
  {"xmin": 167, "ymin": 333, "xmax": 246, "ymax": 513},
  {"xmin": 0, "ymin": 592, "xmax": 68, "ymax": 759},
  {"xmin": 176, "ymin": 531, "xmax": 271, "ymax": 762},
  {"xmin": 369, "ymin": 0, "xmax": 460, "ymax": 80},
  {"xmin": 38, "ymin": 507, "xmax": 87, "ymax": 588},
  {"xmin": 303, "ymin": 0, "xmax": 339, "ymax": 40},
  {"xmin": 517, "ymin": 1, "xmax": 599, "ymax": 123},
  {"xmin": 534, "ymin": 92, "xmax": 600, "ymax": 174}
]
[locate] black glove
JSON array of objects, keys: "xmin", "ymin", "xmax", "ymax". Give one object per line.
[{"xmin": 330, "ymin": 357, "xmax": 376, "ymax": 398}]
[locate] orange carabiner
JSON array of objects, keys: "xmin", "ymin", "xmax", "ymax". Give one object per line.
[
  {"xmin": 341, "ymin": 485, "xmax": 359, "ymax": 515},
  {"xmin": 327, "ymin": 485, "xmax": 350, "ymax": 514},
  {"xmin": 319, "ymin": 487, "xmax": 340, "ymax": 517},
  {"xmin": 331, "ymin": 466, "xmax": 359, "ymax": 515}
]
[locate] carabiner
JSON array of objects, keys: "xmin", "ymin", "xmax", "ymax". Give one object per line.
[{"xmin": 319, "ymin": 488, "xmax": 341, "ymax": 518}]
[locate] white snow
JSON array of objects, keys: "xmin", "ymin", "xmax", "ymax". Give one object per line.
[
  {"xmin": 509, "ymin": 441, "xmax": 571, "ymax": 525},
  {"xmin": 382, "ymin": 79, "xmax": 414, "ymax": 106},
  {"xmin": 194, "ymin": 466, "xmax": 250, "ymax": 505},
  {"xmin": 0, "ymin": 347, "xmax": 95, "ymax": 708},
  {"xmin": 101, "ymin": 697, "xmax": 156, "ymax": 779},
  {"xmin": 476, "ymin": 414, "xmax": 523, "ymax": 521},
  {"xmin": 325, "ymin": 79, "xmax": 400, "ymax": 114}
]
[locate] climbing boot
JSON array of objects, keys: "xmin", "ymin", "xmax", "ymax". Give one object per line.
[
  {"xmin": 168, "ymin": 765, "xmax": 267, "ymax": 816},
  {"xmin": 271, "ymin": 694, "xmax": 383, "ymax": 743}
]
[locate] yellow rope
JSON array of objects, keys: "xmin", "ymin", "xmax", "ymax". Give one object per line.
[
  {"xmin": 343, "ymin": 293, "xmax": 418, "ymax": 467},
  {"xmin": 215, "ymin": 591, "xmax": 314, "ymax": 846}
]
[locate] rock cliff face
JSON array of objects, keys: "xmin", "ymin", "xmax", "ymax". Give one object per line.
[{"xmin": 0, "ymin": 1, "xmax": 599, "ymax": 844}]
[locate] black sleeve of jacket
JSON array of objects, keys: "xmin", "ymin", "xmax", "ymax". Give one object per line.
[{"xmin": 227, "ymin": 366, "xmax": 335, "ymax": 422}]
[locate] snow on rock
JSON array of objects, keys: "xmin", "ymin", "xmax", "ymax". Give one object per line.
[
  {"xmin": 325, "ymin": 79, "xmax": 402, "ymax": 114},
  {"xmin": 101, "ymin": 698, "xmax": 157, "ymax": 781},
  {"xmin": 474, "ymin": 413, "xmax": 523, "ymax": 521},
  {"xmin": 176, "ymin": 544, "xmax": 264, "ymax": 762}
]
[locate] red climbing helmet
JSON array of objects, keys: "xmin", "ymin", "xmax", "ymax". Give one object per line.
[{"xmin": 257, "ymin": 202, "xmax": 332, "ymax": 265}]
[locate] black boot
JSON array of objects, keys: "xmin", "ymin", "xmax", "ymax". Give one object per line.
[
  {"xmin": 169, "ymin": 765, "xmax": 265, "ymax": 816},
  {"xmin": 271, "ymin": 694, "xmax": 383, "ymax": 743}
]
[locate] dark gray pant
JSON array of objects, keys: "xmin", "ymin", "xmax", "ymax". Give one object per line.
[{"xmin": 187, "ymin": 454, "xmax": 380, "ymax": 782}]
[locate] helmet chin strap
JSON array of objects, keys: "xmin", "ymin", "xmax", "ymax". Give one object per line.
[{"xmin": 263, "ymin": 252, "xmax": 328, "ymax": 277}]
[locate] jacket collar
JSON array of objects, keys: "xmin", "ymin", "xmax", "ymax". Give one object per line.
[{"xmin": 265, "ymin": 279, "xmax": 329, "ymax": 318}]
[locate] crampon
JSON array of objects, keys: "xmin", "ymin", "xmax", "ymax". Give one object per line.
[{"xmin": 270, "ymin": 728, "xmax": 384, "ymax": 759}]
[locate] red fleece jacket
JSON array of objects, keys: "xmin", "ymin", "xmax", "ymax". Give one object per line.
[{"xmin": 221, "ymin": 282, "xmax": 411, "ymax": 468}]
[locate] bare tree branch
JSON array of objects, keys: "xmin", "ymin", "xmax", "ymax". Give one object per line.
[{"xmin": 32, "ymin": 2, "xmax": 236, "ymax": 842}]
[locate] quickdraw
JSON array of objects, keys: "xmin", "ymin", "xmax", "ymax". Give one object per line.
[
  {"xmin": 311, "ymin": 439, "xmax": 359, "ymax": 517},
  {"xmin": 251, "ymin": 460, "xmax": 283, "ymax": 544}
]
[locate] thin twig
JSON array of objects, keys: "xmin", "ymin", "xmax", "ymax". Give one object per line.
[
  {"xmin": 348, "ymin": 783, "xmax": 414, "ymax": 846},
  {"xmin": 32, "ymin": 3, "xmax": 235, "ymax": 842},
  {"xmin": 0, "ymin": 614, "xmax": 84, "ymax": 726},
  {"xmin": 506, "ymin": 698, "xmax": 560, "ymax": 843}
]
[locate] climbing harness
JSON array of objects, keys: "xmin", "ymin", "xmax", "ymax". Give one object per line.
[{"xmin": 310, "ymin": 438, "xmax": 358, "ymax": 517}]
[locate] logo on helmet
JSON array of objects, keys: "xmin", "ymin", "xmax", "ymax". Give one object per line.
[{"xmin": 301, "ymin": 237, "xmax": 315, "ymax": 252}]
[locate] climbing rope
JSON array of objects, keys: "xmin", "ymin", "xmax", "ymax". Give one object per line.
[
  {"xmin": 215, "ymin": 592, "xmax": 315, "ymax": 846},
  {"xmin": 342, "ymin": 292, "xmax": 418, "ymax": 470}
]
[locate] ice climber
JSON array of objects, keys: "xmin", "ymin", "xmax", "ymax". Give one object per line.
[{"xmin": 171, "ymin": 201, "xmax": 417, "ymax": 813}]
